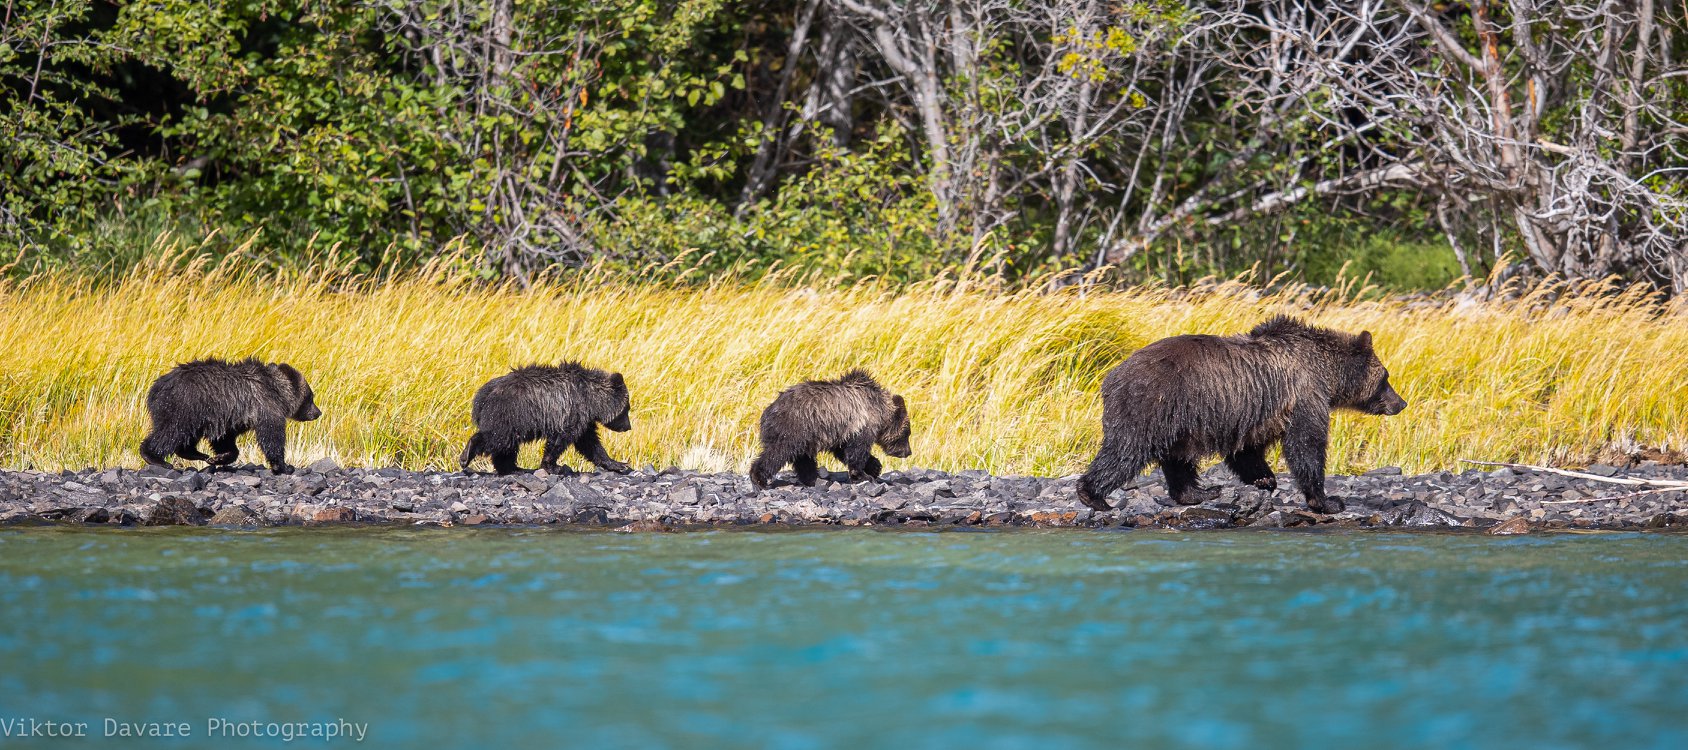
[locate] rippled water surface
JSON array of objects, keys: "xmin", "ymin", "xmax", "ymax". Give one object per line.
[{"xmin": 2, "ymin": 527, "xmax": 1686, "ymax": 749}]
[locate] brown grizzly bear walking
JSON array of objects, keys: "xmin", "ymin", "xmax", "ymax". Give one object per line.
[
  {"xmin": 749, "ymin": 370, "xmax": 912, "ymax": 489},
  {"xmin": 139, "ymin": 358, "xmax": 322, "ymax": 474},
  {"xmin": 1077, "ymin": 316, "xmax": 1407, "ymax": 514},
  {"xmin": 458, "ymin": 362, "xmax": 633, "ymax": 475}
]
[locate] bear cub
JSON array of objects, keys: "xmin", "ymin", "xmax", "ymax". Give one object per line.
[
  {"xmin": 1077, "ymin": 316, "xmax": 1407, "ymax": 514},
  {"xmin": 750, "ymin": 369, "xmax": 912, "ymax": 489},
  {"xmin": 459, "ymin": 362, "xmax": 632, "ymax": 475},
  {"xmin": 139, "ymin": 358, "xmax": 322, "ymax": 474}
]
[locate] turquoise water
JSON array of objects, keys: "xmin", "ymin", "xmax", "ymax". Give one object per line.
[{"xmin": 2, "ymin": 528, "xmax": 1686, "ymax": 749}]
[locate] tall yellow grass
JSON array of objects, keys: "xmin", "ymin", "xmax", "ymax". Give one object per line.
[{"xmin": 2, "ymin": 241, "xmax": 1684, "ymax": 475}]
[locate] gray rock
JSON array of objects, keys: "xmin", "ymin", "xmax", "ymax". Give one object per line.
[
  {"xmin": 144, "ymin": 496, "xmax": 206, "ymax": 526},
  {"xmin": 668, "ymin": 485, "xmax": 701, "ymax": 505},
  {"xmin": 1386, "ymin": 501, "xmax": 1461, "ymax": 527},
  {"xmin": 514, "ymin": 475, "xmax": 548, "ymax": 493},
  {"xmin": 209, "ymin": 505, "xmax": 263, "ymax": 526}
]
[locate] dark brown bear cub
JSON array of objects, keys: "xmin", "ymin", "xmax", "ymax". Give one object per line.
[
  {"xmin": 140, "ymin": 358, "xmax": 322, "ymax": 474},
  {"xmin": 458, "ymin": 362, "xmax": 632, "ymax": 475},
  {"xmin": 750, "ymin": 370, "xmax": 912, "ymax": 489},
  {"xmin": 1077, "ymin": 316, "xmax": 1406, "ymax": 514}
]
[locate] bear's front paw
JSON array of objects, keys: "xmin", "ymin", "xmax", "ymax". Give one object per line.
[
  {"xmin": 1250, "ymin": 476, "xmax": 1278, "ymax": 491},
  {"xmin": 1307, "ymin": 496, "xmax": 1345, "ymax": 514},
  {"xmin": 596, "ymin": 460, "xmax": 631, "ymax": 474},
  {"xmin": 271, "ymin": 464, "xmax": 296, "ymax": 475}
]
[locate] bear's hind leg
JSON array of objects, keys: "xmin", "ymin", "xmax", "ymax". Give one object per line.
[
  {"xmin": 139, "ymin": 433, "xmax": 176, "ymax": 467},
  {"xmin": 1076, "ymin": 434, "xmax": 1146, "ymax": 511},
  {"xmin": 207, "ymin": 431, "xmax": 240, "ymax": 466},
  {"xmin": 458, "ymin": 432, "xmax": 485, "ymax": 472},
  {"xmin": 792, "ymin": 455, "xmax": 821, "ymax": 487},
  {"xmin": 1223, "ymin": 444, "xmax": 1277, "ymax": 491},
  {"xmin": 490, "ymin": 448, "xmax": 520, "ymax": 475},
  {"xmin": 539, "ymin": 435, "xmax": 577, "ymax": 475},
  {"xmin": 175, "ymin": 429, "xmax": 210, "ymax": 462},
  {"xmin": 1162, "ymin": 458, "xmax": 1219, "ymax": 505},
  {"xmin": 749, "ymin": 451, "xmax": 786, "ymax": 489}
]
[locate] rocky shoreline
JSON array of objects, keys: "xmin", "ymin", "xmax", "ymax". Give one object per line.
[{"xmin": 3, "ymin": 460, "xmax": 1687, "ymax": 533}]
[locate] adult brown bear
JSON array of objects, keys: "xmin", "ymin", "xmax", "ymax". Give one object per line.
[{"xmin": 1077, "ymin": 317, "xmax": 1406, "ymax": 514}]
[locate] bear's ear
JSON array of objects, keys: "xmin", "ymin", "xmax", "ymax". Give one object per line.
[
  {"xmin": 274, "ymin": 363, "xmax": 306, "ymax": 391},
  {"xmin": 1357, "ymin": 331, "xmax": 1373, "ymax": 350},
  {"xmin": 891, "ymin": 394, "xmax": 906, "ymax": 413},
  {"xmin": 609, "ymin": 372, "xmax": 627, "ymax": 391}
]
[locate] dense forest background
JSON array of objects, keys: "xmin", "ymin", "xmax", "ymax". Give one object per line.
[{"xmin": 3, "ymin": 0, "xmax": 1684, "ymax": 289}]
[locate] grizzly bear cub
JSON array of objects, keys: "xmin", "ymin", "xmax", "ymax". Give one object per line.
[
  {"xmin": 139, "ymin": 358, "xmax": 322, "ymax": 474},
  {"xmin": 1077, "ymin": 316, "xmax": 1407, "ymax": 514},
  {"xmin": 458, "ymin": 362, "xmax": 632, "ymax": 475},
  {"xmin": 749, "ymin": 370, "xmax": 912, "ymax": 489}
]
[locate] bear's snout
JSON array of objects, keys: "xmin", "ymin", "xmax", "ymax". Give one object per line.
[{"xmin": 1371, "ymin": 384, "xmax": 1408, "ymax": 416}]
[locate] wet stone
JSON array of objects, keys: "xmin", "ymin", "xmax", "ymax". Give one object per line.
[
  {"xmin": 144, "ymin": 497, "xmax": 206, "ymax": 526},
  {"xmin": 210, "ymin": 506, "xmax": 264, "ymax": 527}
]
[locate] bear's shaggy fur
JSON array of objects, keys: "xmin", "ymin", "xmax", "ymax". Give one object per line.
[
  {"xmin": 458, "ymin": 362, "xmax": 632, "ymax": 475},
  {"xmin": 1077, "ymin": 316, "xmax": 1407, "ymax": 514},
  {"xmin": 749, "ymin": 370, "xmax": 912, "ymax": 489},
  {"xmin": 139, "ymin": 358, "xmax": 322, "ymax": 474}
]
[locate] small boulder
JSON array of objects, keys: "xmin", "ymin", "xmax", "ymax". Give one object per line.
[
  {"xmin": 1487, "ymin": 516, "xmax": 1531, "ymax": 535},
  {"xmin": 210, "ymin": 506, "xmax": 263, "ymax": 527},
  {"xmin": 144, "ymin": 497, "xmax": 207, "ymax": 526},
  {"xmin": 309, "ymin": 507, "xmax": 356, "ymax": 524},
  {"xmin": 1175, "ymin": 506, "xmax": 1234, "ymax": 529}
]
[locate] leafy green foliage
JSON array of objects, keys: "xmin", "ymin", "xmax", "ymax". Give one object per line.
[{"xmin": 0, "ymin": 0, "xmax": 1540, "ymax": 290}]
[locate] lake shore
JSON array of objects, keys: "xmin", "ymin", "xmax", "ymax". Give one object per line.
[{"xmin": 3, "ymin": 461, "xmax": 1686, "ymax": 532}]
